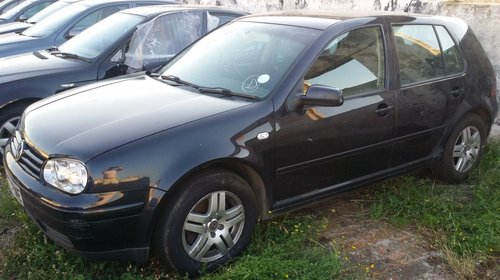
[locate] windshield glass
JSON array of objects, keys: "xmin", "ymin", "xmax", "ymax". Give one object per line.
[
  {"xmin": 59, "ymin": 13, "xmax": 144, "ymax": 59},
  {"xmin": 28, "ymin": 0, "xmax": 71, "ymax": 23},
  {"xmin": 22, "ymin": 3, "xmax": 86, "ymax": 37},
  {"xmin": 0, "ymin": 0, "xmax": 35, "ymax": 20},
  {"xmin": 160, "ymin": 22, "xmax": 320, "ymax": 99},
  {"xmin": 125, "ymin": 11, "xmax": 219, "ymax": 72}
]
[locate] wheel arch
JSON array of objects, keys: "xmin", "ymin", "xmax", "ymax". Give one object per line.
[
  {"xmin": 149, "ymin": 158, "xmax": 270, "ymax": 242},
  {"xmin": 468, "ymin": 106, "xmax": 493, "ymax": 136},
  {"xmin": 0, "ymin": 97, "xmax": 42, "ymax": 112}
]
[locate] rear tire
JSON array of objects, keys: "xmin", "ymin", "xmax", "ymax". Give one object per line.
[
  {"xmin": 155, "ymin": 169, "xmax": 256, "ymax": 276},
  {"xmin": 434, "ymin": 114, "xmax": 486, "ymax": 183}
]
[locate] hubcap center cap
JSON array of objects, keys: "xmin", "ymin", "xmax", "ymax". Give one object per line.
[{"xmin": 208, "ymin": 220, "xmax": 220, "ymax": 233}]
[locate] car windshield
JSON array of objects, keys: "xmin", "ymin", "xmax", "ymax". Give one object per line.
[
  {"xmin": 0, "ymin": 0, "xmax": 36, "ymax": 20},
  {"xmin": 58, "ymin": 13, "xmax": 144, "ymax": 59},
  {"xmin": 27, "ymin": 0, "xmax": 71, "ymax": 24},
  {"xmin": 160, "ymin": 22, "xmax": 320, "ymax": 99},
  {"xmin": 22, "ymin": 3, "xmax": 87, "ymax": 37}
]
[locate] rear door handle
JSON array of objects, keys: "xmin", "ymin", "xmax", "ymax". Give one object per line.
[
  {"xmin": 375, "ymin": 104, "xmax": 394, "ymax": 117},
  {"xmin": 451, "ymin": 87, "xmax": 464, "ymax": 97}
]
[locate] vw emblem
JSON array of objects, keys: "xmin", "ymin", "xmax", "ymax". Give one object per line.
[{"xmin": 12, "ymin": 139, "xmax": 23, "ymax": 160}]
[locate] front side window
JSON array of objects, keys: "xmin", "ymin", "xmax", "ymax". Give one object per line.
[
  {"xmin": 393, "ymin": 24, "xmax": 443, "ymax": 85},
  {"xmin": 304, "ymin": 26, "xmax": 385, "ymax": 96}
]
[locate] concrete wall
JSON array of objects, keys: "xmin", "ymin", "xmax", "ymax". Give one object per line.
[{"xmin": 184, "ymin": 0, "xmax": 500, "ymax": 98}]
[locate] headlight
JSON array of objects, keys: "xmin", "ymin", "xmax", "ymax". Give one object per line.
[{"xmin": 43, "ymin": 159, "xmax": 88, "ymax": 194}]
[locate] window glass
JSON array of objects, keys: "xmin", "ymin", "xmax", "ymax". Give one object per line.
[
  {"xmin": 71, "ymin": 5, "xmax": 127, "ymax": 32},
  {"xmin": 435, "ymin": 25, "xmax": 464, "ymax": 75},
  {"xmin": 160, "ymin": 22, "xmax": 321, "ymax": 98},
  {"xmin": 23, "ymin": 3, "xmax": 87, "ymax": 37},
  {"xmin": 21, "ymin": 2, "xmax": 52, "ymax": 19},
  {"xmin": 393, "ymin": 25, "xmax": 443, "ymax": 85},
  {"xmin": 304, "ymin": 26, "xmax": 385, "ymax": 96},
  {"xmin": 59, "ymin": 13, "xmax": 144, "ymax": 59},
  {"xmin": 29, "ymin": 1, "xmax": 71, "ymax": 23}
]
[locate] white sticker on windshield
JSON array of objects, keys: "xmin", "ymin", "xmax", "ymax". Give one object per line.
[{"xmin": 257, "ymin": 74, "xmax": 270, "ymax": 84}]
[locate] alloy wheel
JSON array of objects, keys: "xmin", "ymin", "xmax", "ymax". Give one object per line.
[
  {"xmin": 452, "ymin": 125, "xmax": 481, "ymax": 173},
  {"xmin": 182, "ymin": 190, "xmax": 245, "ymax": 263}
]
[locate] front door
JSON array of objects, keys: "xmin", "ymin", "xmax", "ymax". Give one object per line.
[{"xmin": 274, "ymin": 25, "xmax": 396, "ymax": 208}]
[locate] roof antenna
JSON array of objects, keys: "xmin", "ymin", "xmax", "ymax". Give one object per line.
[{"xmin": 404, "ymin": 0, "xmax": 415, "ymax": 13}]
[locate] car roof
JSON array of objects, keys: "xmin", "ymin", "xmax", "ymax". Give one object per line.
[
  {"xmin": 239, "ymin": 10, "xmax": 439, "ymax": 30},
  {"xmin": 121, "ymin": 4, "xmax": 248, "ymax": 17},
  {"xmin": 76, "ymin": 0, "xmax": 176, "ymax": 8}
]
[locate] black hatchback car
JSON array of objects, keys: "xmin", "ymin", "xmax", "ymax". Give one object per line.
[
  {"xmin": 4, "ymin": 11, "xmax": 498, "ymax": 275},
  {"xmin": 0, "ymin": 5, "xmax": 246, "ymax": 156}
]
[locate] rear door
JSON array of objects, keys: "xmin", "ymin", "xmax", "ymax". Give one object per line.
[{"xmin": 391, "ymin": 24, "xmax": 466, "ymax": 167}]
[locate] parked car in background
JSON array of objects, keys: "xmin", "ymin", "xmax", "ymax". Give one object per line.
[
  {"xmin": 0, "ymin": 5, "xmax": 246, "ymax": 156},
  {"xmin": 0, "ymin": 0, "xmax": 83, "ymax": 35},
  {"xmin": 4, "ymin": 11, "xmax": 498, "ymax": 276},
  {"xmin": 0, "ymin": 0, "xmax": 56, "ymax": 25},
  {"xmin": 0, "ymin": 0, "xmax": 177, "ymax": 58},
  {"xmin": 0, "ymin": 0, "xmax": 23, "ymax": 15}
]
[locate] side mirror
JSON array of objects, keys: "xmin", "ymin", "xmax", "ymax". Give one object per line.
[
  {"xmin": 18, "ymin": 14, "xmax": 28, "ymax": 22},
  {"xmin": 298, "ymin": 85, "xmax": 344, "ymax": 107},
  {"xmin": 66, "ymin": 28, "xmax": 81, "ymax": 39}
]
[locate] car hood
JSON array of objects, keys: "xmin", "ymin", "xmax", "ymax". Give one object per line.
[
  {"xmin": 0, "ymin": 33, "xmax": 41, "ymax": 58},
  {"xmin": 22, "ymin": 75, "xmax": 252, "ymax": 161},
  {"xmin": 0, "ymin": 21, "xmax": 31, "ymax": 34},
  {"xmin": 0, "ymin": 50, "xmax": 85, "ymax": 83}
]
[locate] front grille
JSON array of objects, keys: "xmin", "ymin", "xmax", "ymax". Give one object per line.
[{"xmin": 10, "ymin": 131, "xmax": 45, "ymax": 179}]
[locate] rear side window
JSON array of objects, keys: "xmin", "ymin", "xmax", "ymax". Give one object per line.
[
  {"xmin": 304, "ymin": 26, "xmax": 385, "ymax": 96},
  {"xmin": 435, "ymin": 25, "xmax": 464, "ymax": 75},
  {"xmin": 393, "ymin": 25, "xmax": 443, "ymax": 85},
  {"xmin": 394, "ymin": 24, "xmax": 465, "ymax": 85}
]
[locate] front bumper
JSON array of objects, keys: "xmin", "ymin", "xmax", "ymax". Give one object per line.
[{"xmin": 4, "ymin": 145, "xmax": 165, "ymax": 262}]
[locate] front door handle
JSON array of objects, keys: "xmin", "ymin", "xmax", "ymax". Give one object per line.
[{"xmin": 375, "ymin": 104, "xmax": 394, "ymax": 117}]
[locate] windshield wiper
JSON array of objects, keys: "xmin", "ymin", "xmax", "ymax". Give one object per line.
[
  {"xmin": 159, "ymin": 75, "xmax": 258, "ymax": 100},
  {"xmin": 198, "ymin": 86, "xmax": 258, "ymax": 100},
  {"xmin": 160, "ymin": 75, "xmax": 200, "ymax": 89},
  {"xmin": 48, "ymin": 48, "xmax": 91, "ymax": 63}
]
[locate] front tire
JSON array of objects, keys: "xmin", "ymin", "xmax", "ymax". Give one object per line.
[
  {"xmin": 155, "ymin": 169, "xmax": 256, "ymax": 275},
  {"xmin": 434, "ymin": 114, "xmax": 486, "ymax": 183}
]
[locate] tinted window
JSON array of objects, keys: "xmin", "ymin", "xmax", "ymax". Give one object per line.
[
  {"xmin": 304, "ymin": 26, "xmax": 385, "ymax": 96},
  {"xmin": 394, "ymin": 25, "xmax": 443, "ymax": 85},
  {"xmin": 435, "ymin": 25, "xmax": 464, "ymax": 75}
]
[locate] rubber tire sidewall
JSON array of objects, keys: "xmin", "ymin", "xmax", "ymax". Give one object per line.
[
  {"xmin": 155, "ymin": 169, "xmax": 257, "ymax": 276},
  {"xmin": 0, "ymin": 103, "xmax": 30, "ymax": 159},
  {"xmin": 435, "ymin": 114, "xmax": 486, "ymax": 183}
]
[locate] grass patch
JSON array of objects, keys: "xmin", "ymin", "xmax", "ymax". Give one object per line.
[
  {"xmin": 371, "ymin": 141, "xmax": 500, "ymax": 277},
  {"xmin": 204, "ymin": 215, "xmax": 342, "ymax": 280},
  {"xmin": 0, "ymin": 178, "xmax": 341, "ymax": 280}
]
